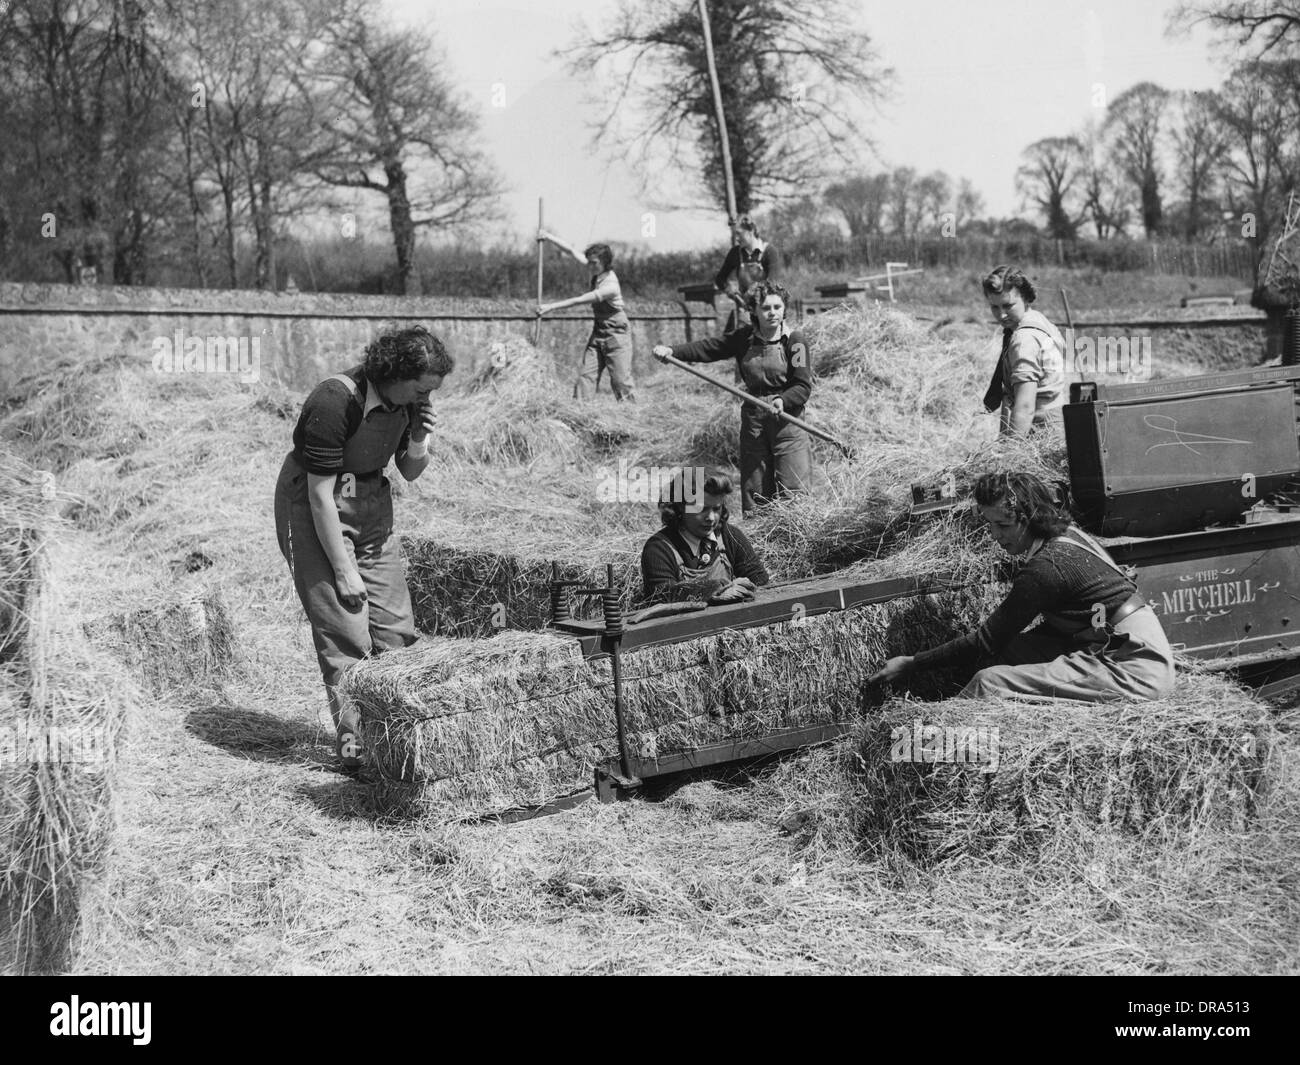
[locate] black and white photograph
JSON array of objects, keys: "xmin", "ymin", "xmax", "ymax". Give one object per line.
[{"xmin": 0, "ymin": 0, "xmax": 1297, "ymax": 998}]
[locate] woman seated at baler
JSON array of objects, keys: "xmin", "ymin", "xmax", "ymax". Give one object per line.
[{"xmin": 869, "ymin": 471, "xmax": 1175, "ymax": 702}]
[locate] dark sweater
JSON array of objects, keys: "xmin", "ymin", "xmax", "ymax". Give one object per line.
[
  {"xmin": 714, "ymin": 243, "xmax": 782, "ymax": 292},
  {"xmin": 669, "ymin": 327, "xmax": 813, "ymax": 416},
  {"xmin": 640, "ymin": 523, "xmax": 770, "ymax": 603},
  {"xmin": 912, "ymin": 531, "xmax": 1138, "ymax": 670}
]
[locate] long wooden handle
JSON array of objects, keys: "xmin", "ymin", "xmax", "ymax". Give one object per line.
[{"xmin": 662, "ymin": 354, "xmax": 854, "ymax": 457}]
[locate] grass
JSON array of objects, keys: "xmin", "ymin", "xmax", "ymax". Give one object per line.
[{"xmin": 2, "ymin": 298, "xmax": 1296, "ymax": 974}]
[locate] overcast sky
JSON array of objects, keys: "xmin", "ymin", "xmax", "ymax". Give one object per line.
[{"xmin": 386, "ymin": 0, "xmax": 1229, "ymax": 252}]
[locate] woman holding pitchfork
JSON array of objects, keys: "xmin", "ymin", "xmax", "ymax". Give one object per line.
[{"xmin": 653, "ymin": 280, "xmax": 813, "ymax": 518}]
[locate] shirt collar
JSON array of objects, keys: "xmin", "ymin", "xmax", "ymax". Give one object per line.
[
  {"xmin": 679, "ymin": 527, "xmax": 719, "ymax": 557},
  {"xmin": 363, "ymin": 376, "xmax": 401, "ymax": 417}
]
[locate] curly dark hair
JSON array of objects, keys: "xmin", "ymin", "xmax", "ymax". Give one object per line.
[
  {"xmin": 363, "ymin": 326, "xmax": 454, "ymax": 384},
  {"xmin": 659, "ymin": 468, "xmax": 733, "ymax": 528},
  {"xmin": 973, "ymin": 471, "xmax": 1070, "ymax": 538},
  {"xmin": 981, "ymin": 265, "xmax": 1037, "ymax": 305},
  {"xmin": 746, "ymin": 279, "xmax": 791, "ymax": 315},
  {"xmin": 584, "ymin": 243, "xmax": 614, "ymax": 271}
]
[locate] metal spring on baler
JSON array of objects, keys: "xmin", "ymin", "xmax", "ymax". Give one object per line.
[
  {"xmin": 551, "ymin": 584, "xmax": 572, "ymax": 623},
  {"xmin": 602, "ymin": 593, "xmax": 624, "ymax": 635}
]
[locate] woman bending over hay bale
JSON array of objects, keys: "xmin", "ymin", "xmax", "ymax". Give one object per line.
[
  {"xmin": 871, "ymin": 471, "xmax": 1175, "ymax": 703},
  {"xmin": 855, "ymin": 672, "xmax": 1278, "ymax": 864},
  {"xmin": 274, "ymin": 326, "xmax": 452, "ymax": 772}
]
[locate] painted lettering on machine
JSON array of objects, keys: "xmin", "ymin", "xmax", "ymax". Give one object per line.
[{"xmin": 1147, "ymin": 567, "xmax": 1282, "ymax": 628}]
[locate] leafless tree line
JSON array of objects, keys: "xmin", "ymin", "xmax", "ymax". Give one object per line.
[{"xmin": 0, "ymin": 0, "xmax": 502, "ymax": 293}]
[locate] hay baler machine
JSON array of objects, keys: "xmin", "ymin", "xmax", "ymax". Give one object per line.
[{"xmin": 548, "ymin": 363, "xmax": 1300, "ymax": 804}]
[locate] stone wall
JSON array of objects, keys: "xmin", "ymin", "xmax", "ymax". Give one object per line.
[{"xmin": 0, "ymin": 283, "xmax": 722, "ymax": 395}]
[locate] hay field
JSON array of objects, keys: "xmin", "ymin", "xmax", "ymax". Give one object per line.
[{"xmin": 1, "ymin": 302, "xmax": 1296, "ymax": 974}]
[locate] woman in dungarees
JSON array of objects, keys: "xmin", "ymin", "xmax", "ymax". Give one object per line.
[
  {"xmin": 537, "ymin": 233, "xmax": 635, "ymax": 401},
  {"xmin": 714, "ymin": 214, "xmax": 781, "ymax": 334},
  {"xmin": 870, "ymin": 472, "xmax": 1176, "ymax": 702},
  {"xmin": 639, "ymin": 470, "xmax": 770, "ymax": 605},
  {"xmin": 980, "ymin": 266, "xmax": 1066, "ymax": 438},
  {"xmin": 273, "ymin": 326, "xmax": 453, "ymax": 770},
  {"xmin": 653, "ymin": 281, "xmax": 813, "ymax": 518}
]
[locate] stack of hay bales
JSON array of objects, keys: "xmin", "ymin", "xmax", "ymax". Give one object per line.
[
  {"xmin": 82, "ymin": 586, "xmax": 236, "ymax": 694},
  {"xmin": 855, "ymin": 672, "xmax": 1279, "ymax": 865},
  {"xmin": 0, "ymin": 450, "xmax": 135, "ymax": 974},
  {"xmin": 341, "ymin": 579, "xmax": 1005, "ymax": 820}
]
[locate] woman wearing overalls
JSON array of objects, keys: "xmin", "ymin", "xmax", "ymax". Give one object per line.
[
  {"xmin": 274, "ymin": 326, "xmax": 453, "ymax": 770},
  {"xmin": 537, "ymin": 233, "xmax": 635, "ymax": 401},
  {"xmin": 653, "ymin": 280, "xmax": 813, "ymax": 518},
  {"xmin": 639, "ymin": 470, "xmax": 770, "ymax": 605},
  {"xmin": 870, "ymin": 472, "xmax": 1176, "ymax": 702},
  {"xmin": 980, "ymin": 266, "xmax": 1066, "ymax": 438},
  {"xmin": 714, "ymin": 214, "xmax": 781, "ymax": 334}
]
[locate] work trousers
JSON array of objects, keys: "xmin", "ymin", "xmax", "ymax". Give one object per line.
[
  {"xmin": 574, "ymin": 330, "xmax": 635, "ymax": 401},
  {"xmin": 960, "ymin": 606, "xmax": 1175, "ymax": 703},
  {"xmin": 273, "ymin": 454, "xmax": 417, "ymax": 744},
  {"xmin": 740, "ymin": 404, "xmax": 812, "ymax": 515}
]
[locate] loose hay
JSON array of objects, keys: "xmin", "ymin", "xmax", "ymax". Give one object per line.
[
  {"xmin": 854, "ymin": 671, "xmax": 1280, "ymax": 866},
  {"xmin": 0, "ymin": 451, "xmax": 134, "ymax": 974},
  {"xmin": 341, "ymin": 581, "xmax": 1005, "ymax": 820},
  {"xmin": 83, "ymin": 586, "xmax": 237, "ymax": 694}
]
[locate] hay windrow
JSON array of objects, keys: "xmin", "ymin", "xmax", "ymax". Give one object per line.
[
  {"xmin": 0, "ymin": 453, "xmax": 135, "ymax": 974},
  {"xmin": 340, "ymin": 581, "xmax": 1006, "ymax": 820},
  {"xmin": 853, "ymin": 671, "xmax": 1280, "ymax": 866}
]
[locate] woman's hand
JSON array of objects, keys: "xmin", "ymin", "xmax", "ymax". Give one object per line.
[
  {"xmin": 652, "ymin": 344, "xmax": 674, "ymax": 363},
  {"xmin": 410, "ymin": 399, "xmax": 436, "ymax": 442},
  {"xmin": 709, "ymin": 578, "xmax": 758, "ymax": 604},
  {"xmin": 769, "ymin": 397, "xmax": 784, "ymax": 415},
  {"xmin": 335, "ymin": 567, "xmax": 367, "ymax": 611},
  {"xmin": 868, "ymin": 655, "xmax": 914, "ymax": 685},
  {"xmin": 536, "ymin": 304, "xmax": 550, "ymax": 318}
]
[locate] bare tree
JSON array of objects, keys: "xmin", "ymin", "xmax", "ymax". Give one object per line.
[
  {"xmin": 1078, "ymin": 120, "xmax": 1133, "ymax": 239},
  {"xmin": 823, "ymin": 173, "xmax": 890, "ymax": 239},
  {"xmin": 1, "ymin": 0, "xmax": 184, "ymax": 283},
  {"xmin": 954, "ymin": 178, "xmax": 986, "ymax": 232},
  {"xmin": 564, "ymin": 0, "xmax": 892, "ymax": 216},
  {"xmin": 1017, "ymin": 137, "xmax": 1088, "ymax": 239},
  {"xmin": 1105, "ymin": 82, "xmax": 1170, "ymax": 237},
  {"xmin": 887, "ymin": 166, "xmax": 916, "ymax": 237},
  {"xmin": 1169, "ymin": 89, "xmax": 1229, "ymax": 240},
  {"xmin": 1214, "ymin": 60, "xmax": 1296, "ymax": 257},
  {"xmin": 312, "ymin": 2, "xmax": 502, "ymax": 295},
  {"xmin": 1170, "ymin": 1, "xmax": 1300, "ymax": 56}
]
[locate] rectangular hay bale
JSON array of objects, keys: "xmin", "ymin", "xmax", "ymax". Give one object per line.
[
  {"xmin": 855, "ymin": 672, "xmax": 1279, "ymax": 865},
  {"xmin": 402, "ymin": 535, "xmax": 641, "ymax": 637},
  {"xmin": 82, "ymin": 587, "xmax": 236, "ymax": 694}
]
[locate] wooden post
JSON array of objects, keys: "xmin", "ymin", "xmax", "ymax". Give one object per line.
[
  {"xmin": 698, "ymin": 0, "xmax": 737, "ymax": 224},
  {"xmin": 533, "ymin": 197, "xmax": 544, "ymax": 344}
]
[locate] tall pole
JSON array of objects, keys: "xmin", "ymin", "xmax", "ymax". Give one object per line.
[
  {"xmin": 698, "ymin": 0, "xmax": 737, "ymax": 224},
  {"xmin": 533, "ymin": 197, "xmax": 544, "ymax": 344}
]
